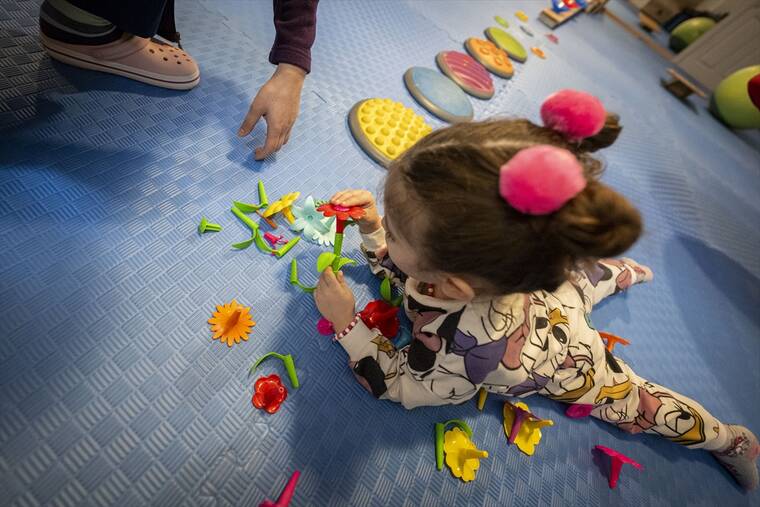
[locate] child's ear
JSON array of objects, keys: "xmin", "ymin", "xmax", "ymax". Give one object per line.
[{"xmin": 441, "ymin": 275, "xmax": 477, "ymax": 301}]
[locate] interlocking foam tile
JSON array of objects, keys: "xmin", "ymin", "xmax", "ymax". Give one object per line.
[{"xmin": 1, "ymin": 1, "xmax": 759, "ymax": 506}]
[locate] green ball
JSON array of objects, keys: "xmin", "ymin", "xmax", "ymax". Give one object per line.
[
  {"xmin": 712, "ymin": 65, "xmax": 760, "ymax": 129},
  {"xmin": 669, "ymin": 17, "xmax": 715, "ymax": 52}
]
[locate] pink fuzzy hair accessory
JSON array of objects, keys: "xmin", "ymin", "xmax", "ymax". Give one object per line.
[
  {"xmin": 499, "ymin": 145, "xmax": 586, "ymax": 215},
  {"xmin": 540, "ymin": 89, "xmax": 607, "ymax": 141}
]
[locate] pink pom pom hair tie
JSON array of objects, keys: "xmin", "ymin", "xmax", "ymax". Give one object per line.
[
  {"xmin": 541, "ymin": 89, "xmax": 607, "ymax": 141},
  {"xmin": 499, "ymin": 145, "xmax": 586, "ymax": 215}
]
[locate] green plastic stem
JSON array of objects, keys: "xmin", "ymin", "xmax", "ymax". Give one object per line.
[
  {"xmin": 333, "ymin": 232, "xmax": 344, "ymax": 256},
  {"xmin": 253, "ymin": 230, "xmax": 274, "ymax": 253},
  {"xmin": 434, "ymin": 418, "xmax": 473, "ymax": 471},
  {"xmin": 289, "ymin": 259, "xmax": 315, "ymax": 293},
  {"xmin": 231, "ymin": 207, "xmax": 259, "ymax": 231},
  {"xmin": 258, "ymin": 180, "xmax": 268, "ymax": 207},
  {"xmin": 250, "ymin": 352, "xmax": 299, "ymax": 388},
  {"xmin": 435, "ymin": 423, "xmax": 445, "ymax": 471},
  {"xmin": 274, "ymin": 236, "xmax": 301, "ymax": 258}
]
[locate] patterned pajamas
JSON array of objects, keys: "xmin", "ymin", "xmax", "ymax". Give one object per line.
[{"xmin": 338, "ymin": 228, "xmax": 728, "ymax": 451}]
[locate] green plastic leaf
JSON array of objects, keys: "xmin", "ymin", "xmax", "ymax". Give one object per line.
[
  {"xmin": 391, "ymin": 295, "xmax": 403, "ymax": 307},
  {"xmin": 333, "ymin": 257, "xmax": 357, "ymax": 271},
  {"xmin": 444, "ymin": 418, "xmax": 473, "ymax": 438},
  {"xmin": 232, "ymin": 236, "xmax": 255, "ymax": 250},
  {"xmin": 316, "ymin": 252, "xmax": 337, "ymax": 272},
  {"xmin": 231, "ymin": 206, "xmax": 259, "ymax": 231},
  {"xmin": 233, "ymin": 200, "xmax": 265, "ymax": 212},
  {"xmin": 380, "ymin": 277, "xmax": 392, "ymax": 302},
  {"xmin": 253, "ymin": 231, "xmax": 274, "ymax": 253}
]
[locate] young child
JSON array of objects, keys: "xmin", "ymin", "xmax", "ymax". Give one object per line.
[{"xmin": 313, "ymin": 90, "xmax": 759, "ymax": 490}]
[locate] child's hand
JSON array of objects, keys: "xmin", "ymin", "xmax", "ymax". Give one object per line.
[
  {"xmin": 314, "ymin": 267, "xmax": 356, "ymax": 332},
  {"xmin": 331, "ymin": 189, "xmax": 381, "ymax": 234}
]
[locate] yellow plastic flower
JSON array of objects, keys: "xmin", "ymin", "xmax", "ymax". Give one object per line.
[
  {"xmin": 502, "ymin": 401, "xmax": 554, "ymax": 456},
  {"xmin": 443, "ymin": 427, "xmax": 488, "ymax": 482},
  {"xmin": 208, "ymin": 299, "xmax": 255, "ymax": 347},
  {"xmin": 262, "ymin": 192, "xmax": 301, "ymax": 223}
]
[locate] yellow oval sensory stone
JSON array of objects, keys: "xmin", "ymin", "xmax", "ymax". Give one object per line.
[{"xmin": 348, "ymin": 98, "xmax": 433, "ymax": 168}]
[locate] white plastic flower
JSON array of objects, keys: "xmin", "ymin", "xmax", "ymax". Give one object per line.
[{"xmin": 290, "ymin": 196, "xmax": 336, "ymax": 246}]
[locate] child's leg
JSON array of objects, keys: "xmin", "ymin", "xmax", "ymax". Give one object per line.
[{"xmin": 571, "ymin": 355, "xmax": 758, "ymax": 489}]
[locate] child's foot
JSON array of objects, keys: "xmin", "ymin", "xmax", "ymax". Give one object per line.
[
  {"xmin": 711, "ymin": 425, "xmax": 759, "ymax": 490},
  {"xmin": 39, "ymin": 0, "xmax": 200, "ymax": 90}
]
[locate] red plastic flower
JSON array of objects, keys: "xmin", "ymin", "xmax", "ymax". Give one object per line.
[
  {"xmin": 252, "ymin": 374, "xmax": 288, "ymax": 414},
  {"xmin": 359, "ymin": 299, "xmax": 400, "ymax": 338},
  {"xmin": 316, "ymin": 203, "xmax": 366, "ymax": 222}
]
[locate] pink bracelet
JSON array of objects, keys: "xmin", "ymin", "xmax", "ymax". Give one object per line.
[{"xmin": 334, "ymin": 314, "xmax": 361, "ymax": 341}]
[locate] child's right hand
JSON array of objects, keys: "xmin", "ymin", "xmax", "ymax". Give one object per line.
[{"xmin": 330, "ymin": 189, "xmax": 382, "ymax": 234}]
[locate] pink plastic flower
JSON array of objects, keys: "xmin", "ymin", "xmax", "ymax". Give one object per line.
[
  {"xmin": 594, "ymin": 445, "xmax": 643, "ymax": 488},
  {"xmin": 565, "ymin": 404, "xmax": 595, "ymax": 419},
  {"xmin": 316, "ymin": 317, "xmax": 335, "ymax": 336}
]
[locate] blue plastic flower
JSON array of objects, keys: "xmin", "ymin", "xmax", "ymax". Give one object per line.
[{"xmin": 290, "ymin": 196, "xmax": 336, "ymax": 246}]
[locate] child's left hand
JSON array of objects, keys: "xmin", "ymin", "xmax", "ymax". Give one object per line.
[{"xmin": 314, "ymin": 267, "xmax": 356, "ymax": 332}]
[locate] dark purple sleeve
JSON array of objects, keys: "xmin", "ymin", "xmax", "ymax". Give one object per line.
[{"xmin": 269, "ymin": 0, "xmax": 319, "ymax": 73}]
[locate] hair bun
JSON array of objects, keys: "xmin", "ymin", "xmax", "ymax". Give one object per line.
[{"xmin": 540, "ymin": 89, "xmax": 607, "ymax": 141}]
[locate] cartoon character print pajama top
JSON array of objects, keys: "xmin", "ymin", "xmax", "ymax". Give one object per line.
[{"xmin": 336, "ymin": 228, "xmax": 729, "ymax": 451}]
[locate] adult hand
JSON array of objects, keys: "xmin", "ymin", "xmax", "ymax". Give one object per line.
[{"xmin": 238, "ymin": 63, "xmax": 306, "ymax": 160}]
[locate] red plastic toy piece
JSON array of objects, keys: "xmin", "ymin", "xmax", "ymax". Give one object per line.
[
  {"xmin": 259, "ymin": 470, "xmax": 300, "ymax": 507},
  {"xmin": 316, "ymin": 317, "xmax": 335, "ymax": 336},
  {"xmin": 316, "ymin": 203, "xmax": 366, "ymax": 223},
  {"xmin": 599, "ymin": 331, "xmax": 630, "ymax": 353},
  {"xmin": 594, "ymin": 445, "xmax": 643, "ymax": 488},
  {"xmin": 565, "ymin": 404, "xmax": 595, "ymax": 418},
  {"xmin": 252, "ymin": 374, "xmax": 288, "ymax": 414},
  {"xmin": 358, "ymin": 300, "xmax": 400, "ymax": 338}
]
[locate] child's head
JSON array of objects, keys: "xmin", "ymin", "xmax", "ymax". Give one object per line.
[{"xmin": 383, "ymin": 99, "xmax": 640, "ymax": 300}]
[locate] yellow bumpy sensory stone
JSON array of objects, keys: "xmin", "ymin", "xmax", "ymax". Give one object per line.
[{"xmin": 348, "ymin": 98, "xmax": 433, "ymax": 168}]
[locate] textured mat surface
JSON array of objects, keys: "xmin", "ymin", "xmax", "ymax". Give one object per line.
[{"xmin": 1, "ymin": 1, "xmax": 759, "ymax": 506}]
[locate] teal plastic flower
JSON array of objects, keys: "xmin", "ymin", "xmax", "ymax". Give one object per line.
[{"xmin": 290, "ymin": 196, "xmax": 336, "ymax": 246}]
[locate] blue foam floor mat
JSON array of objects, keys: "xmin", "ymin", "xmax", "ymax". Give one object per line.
[{"xmin": 1, "ymin": 1, "xmax": 759, "ymax": 505}]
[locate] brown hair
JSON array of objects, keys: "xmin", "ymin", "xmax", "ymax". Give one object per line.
[{"xmin": 384, "ymin": 116, "xmax": 641, "ymax": 294}]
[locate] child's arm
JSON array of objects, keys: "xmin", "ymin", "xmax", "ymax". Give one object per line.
[
  {"xmin": 331, "ymin": 189, "xmax": 407, "ymax": 287},
  {"xmin": 573, "ymin": 258, "xmax": 653, "ymax": 309}
]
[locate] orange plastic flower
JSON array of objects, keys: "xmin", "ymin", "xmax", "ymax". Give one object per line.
[
  {"xmin": 316, "ymin": 203, "xmax": 366, "ymax": 222},
  {"xmin": 208, "ymin": 299, "xmax": 255, "ymax": 347}
]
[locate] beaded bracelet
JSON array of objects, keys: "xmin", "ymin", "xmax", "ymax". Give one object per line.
[{"xmin": 334, "ymin": 314, "xmax": 361, "ymax": 342}]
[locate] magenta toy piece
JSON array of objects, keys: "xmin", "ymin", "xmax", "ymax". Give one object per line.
[
  {"xmin": 316, "ymin": 317, "xmax": 335, "ymax": 336},
  {"xmin": 594, "ymin": 445, "xmax": 643, "ymax": 488},
  {"xmin": 264, "ymin": 232, "xmax": 286, "ymax": 246},
  {"xmin": 259, "ymin": 470, "xmax": 300, "ymax": 507},
  {"xmin": 507, "ymin": 405, "xmax": 531, "ymax": 445},
  {"xmin": 565, "ymin": 404, "xmax": 595, "ymax": 418}
]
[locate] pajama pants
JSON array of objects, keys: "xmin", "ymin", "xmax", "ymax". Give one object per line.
[{"xmin": 539, "ymin": 336, "xmax": 729, "ymax": 451}]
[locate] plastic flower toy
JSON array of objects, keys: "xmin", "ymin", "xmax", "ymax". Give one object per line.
[
  {"xmin": 316, "ymin": 203, "xmax": 366, "ymax": 224},
  {"xmin": 316, "ymin": 317, "xmax": 335, "ymax": 336},
  {"xmin": 443, "ymin": 426, "xmax": 488, "ymax": 482},
  {"xmin": 252, "ymin": 374, "xmax": 288, "ymax": 414},
  {"xmin": 290, "ymin": 196, "xmax": 336, "ymax": 246},
  {"xmin": 208, "ymin": 300, "xmax": 255, "ymax": 347},
  {"xmin": 594, "ymin": 445, "xmax": 643, "ymax": 488},
  {"xmin": 263, "ymin": 192, "xmax": 301, "ymax": 224},
  {"xmin": 502, "ymin": 401, "xmax": 554, "ymax": 456},
  {"xmin": 565, "ymin": 404, "xmax": 595, "ymax": 418},
  {"xmin": 290, "ymin": 201, "xmax": 365, "ymax": 293},
  {"xmin": 358, "ymin": 300, "xmax": 400, "ymax": 338}
]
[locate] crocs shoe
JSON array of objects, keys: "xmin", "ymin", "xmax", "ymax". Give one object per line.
[{"xmin": 41, "ymin": 32, "xmax": 200, "ymax": 90}]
